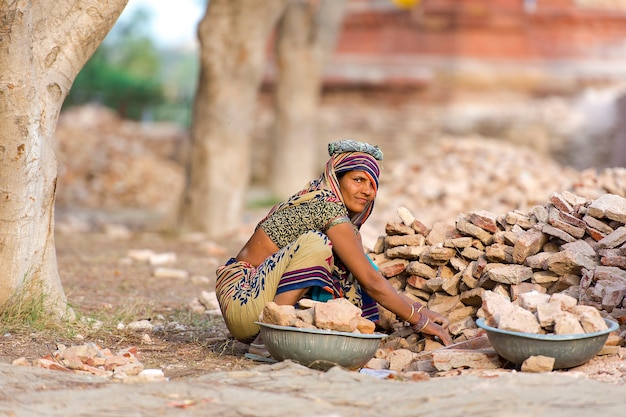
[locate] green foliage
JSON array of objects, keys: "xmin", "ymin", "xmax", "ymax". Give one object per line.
[{"xmin": 64, "ymin": 6, "xmax": 197, "ymax": 126}]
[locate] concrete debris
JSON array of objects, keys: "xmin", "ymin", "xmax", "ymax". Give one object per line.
[
  {"xmin": 260, "ymin": 299, "xmax": 376, "ymax": 334},
  {"xmin": 126, "ymin": 320, "xmax": 155, "ymax": 332},
  {"xmin": 54, "ymin": 105, "xmax": 186, "ymax": 218},
  {"xmin": 11, "ymin": 343, "xmax": 157, "ymax": 380},
  {"xmin": 364, "ymin": 192, "xmax": 626, "ymax": 374},
  {"xmin": 152, "ymin": 267, "xmax": 189, "ymax": 280}
]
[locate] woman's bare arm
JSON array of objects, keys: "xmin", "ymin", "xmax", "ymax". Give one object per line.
[{"xmin": 326, "ymin": 222, "xmax": 452, "ymax": 345}]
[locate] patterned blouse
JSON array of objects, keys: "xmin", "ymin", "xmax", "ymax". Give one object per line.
[{"xmin": 258, "ymin": 199, "xmax": 351, "ymax": 249}]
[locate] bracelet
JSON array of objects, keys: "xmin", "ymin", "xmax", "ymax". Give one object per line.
[
  {"xmin": 405, "ymin": 304, "xmax": 415, "ymax": 322},
  {"xmin": 413, "ymin": 302, "xmax": 424, "ymax": 314},
  {"xmin": 411, "ymin": 314, "xmax": 430, "ymax": 333}
]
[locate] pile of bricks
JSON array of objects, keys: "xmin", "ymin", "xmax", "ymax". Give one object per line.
[{"xmin": 369, "ymin": 191, "xmax": 626, "ymax": 346}]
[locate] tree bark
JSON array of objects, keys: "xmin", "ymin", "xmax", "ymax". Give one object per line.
[
  {"xmin": 180, "ymin": 0, "xmax": 289, "ymax": 237},
  {"xmin": 269, "ymin": 0, "xmax": 347, "ymax": 199},
  {"xmin": 0, "ymin": 0, "xmax": 127, "ymax": 317}
]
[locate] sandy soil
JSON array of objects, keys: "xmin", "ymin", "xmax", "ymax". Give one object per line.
[{"xmin": 0, "ymin": 220, "xmax": 625, "ymax": 416}]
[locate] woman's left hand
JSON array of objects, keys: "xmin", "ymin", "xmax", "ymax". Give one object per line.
[
  {"xmin": 420, "ymin": 307, "xmax": 449, "ymax": 330},
  {"xmin": 416, "ymin": 318, "xmax": 454, "ymax": 346}
]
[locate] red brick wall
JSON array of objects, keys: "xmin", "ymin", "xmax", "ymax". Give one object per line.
[{"xmin": 338, "ymin": 0, "xmax": 626, "ymax": 59}]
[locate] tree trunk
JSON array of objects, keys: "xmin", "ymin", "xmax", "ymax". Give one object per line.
[
  {"xmin": 269, "ymin": 0, "xmax": 347, "ymax": 199},
  {"xmin": 0, "ymin": 0, "xmax": 127, "ymax": 317},
  {"xmin": 179, "ymin": 0, "xmax": 289, "ymax": 238}
]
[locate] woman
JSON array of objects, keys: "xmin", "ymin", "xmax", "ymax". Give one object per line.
[{"xmin": 216, "ymin": 140, "xmax": 452, "ymax": 356}]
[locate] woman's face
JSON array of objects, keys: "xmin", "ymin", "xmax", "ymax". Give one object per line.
[{"xmin": 338, "ymin": 170, "xmax": 376, "ymax": 216}]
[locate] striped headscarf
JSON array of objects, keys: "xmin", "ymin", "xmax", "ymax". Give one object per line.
[
  {"xmin": 261, "ymin": 149, "xmax": 382, "ymax": 229},
  {"xmin": 323, "ymin": 151, "xmax": 380, "ymax": 227}
]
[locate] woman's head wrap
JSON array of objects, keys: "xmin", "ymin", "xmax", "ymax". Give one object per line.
[
  {"xmin": 260, "ymin": 140, "xmax": 383, "ymax": 230},
  {"xmin": 323, "ymin": 140, "xmax": 382, "ymax": 227}
]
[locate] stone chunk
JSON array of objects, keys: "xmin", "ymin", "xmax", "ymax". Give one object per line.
[
  {"xmin": 549, "ymin": 192, "xmax": 574, "ymax": 213},
  {"xmin": 571, "ymin": 305, "xmax": 609, "ymax": 333},
  {"xmin": 517, "ymin": 291, "xmax": 551, "ymax": 312},
  {"xmin": 456, "ymin": 216, "xmax": 493, "ymax": 245},
  {"xmin": 431, "ymin": 348, "xmax": 502, "ymax": 371},
  {"xmin": 597, "ymin": 226, "xmax": 626, "ymax": 249},
  {"xmin": 521, "ymin": 355, "xmax": 555, "ymax": 373},
  {"xmin": 531, "ymin": 270, "xmax": 559, "ymax": 285},
  {"xmin": 549, "ymin": 293, "xmax": 578, "ymax": 310},
  {"xmin": 406, "ymin": 261, "xmax": 437, "ymax": 279},
  {"xmin": 513, "ymin": 226, "xmax": 548, "ymax": 263},
  {"xmin": 378, "ymin": 259, "xmax": 409, "ymax": 278},
  {"xmin": 444, "ymin": 237, "xmax": 473, "ymax": 248},
  {"xmin": 587, "ymin": 193, "xmax": 626, "ymax": 223},
  {"xmin": 583, "ymin": 214, "xmax": 615, "ymax": 234},
  {"xmin": 261, "ymin": 302, "xmax": 297, "ymax": 327},
  {"xmin": 388, "ymin": 349, "xmax": 416, "ymax": 372},
  {"xmin": 314, "ymin": 298, "xmax": 362, "ymax": 332},
  {"xmin": 524, "ymin": 252, "xmax": 552, "ymax": 269},
  {"xmin": 510, "ymin": 283, "xmax": 546, "ymax": 301},
  {"xmin": 554, "ymin": 311, "xmax": 585, "ymax": 335},
  {"xmin": 499, "ymin": 305, "xmax": 542, "ymax": 334},
  {"xmin": 480, "ymin": 290, "xmax": 513, "ymax": 327},
  {"xmin": 482, "ymin": 263, "xmax": 533, "ymax": 285},
  {"xmin": 541, "ymin": 223, "xmax": 577, "ymax": 243},
  {"xmin": 397, "ymin": 206, "xmax": 430, "ymax": 236},
  {"xmin": 386, "ymin": 245, "xmax": 425, "ymax": 260},
  {"xmin": 548, "ymin": 207, "xmax": 586, "ymax": 238},
  {"xmin": 504, "ymin": 210, "xmax": 536, "ymax": 229},
  {"xmin": 385, "ymin": 221, "xmax": 415, "ymax": 236},
  {"xmin": 426, "ymin": 222, "xmax": 460, "ymax": 245},
  {"xmin": 546, "ymin": 250, "xmax": 597, "ymax": 275},
  {"xmin": 385, "ymin": 234, "xmax": 426, "ymax": 248},
  {"xmin": 460, "ymin": 288, "xmax": 485, "ymax": 307},
  {"xmin": 425, "ymin": 245, "xmax": 457, "ymax": 262},
  {"xmin": 536, "ymin": 301, "xmax": 562, "ymax": 327},
  {"xmin": 560, "ymin": 240, "xmax": 597, "ymax": 259},
  {"xmin": 460, "ymin": 246, "xmax": 484, "ymax": 260},
  {"xmin": 485, "ymin": 243, "xmax": 513, "ymax": 263},
  {"xmin": 467, "ymin": 210, "xmax": 499, "ymax": 233},
  {"xmin": 530, "ymin": 204, "xmax": 549, "ymax": 223}
]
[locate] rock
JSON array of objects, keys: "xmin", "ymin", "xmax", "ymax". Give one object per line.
[
  {"xmin": 261, "ymin": 302, "xmax": 297, "ymax": 327},
  {"xmin": 499, "ymin": 305, "xmax": 542, "ymax": 334},
  {"xmin": 431, "ymin": 348, "xmax": 503, "ymax": 371},
  {"xmin": 152, "ymin": 267, "xmax": 189, "ymax": 280},
  {"xmin": 554, "ymin": 312, "xmax": 586, "ymax": 335},
  {"xmin": 521, "ymin": 355, "xmax": 555, "ymax": 372}
]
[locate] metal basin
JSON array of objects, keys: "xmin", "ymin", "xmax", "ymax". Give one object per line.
[
  {"xmin": 257, "ymin": 322, "xmax": 387, "ymax": 371},
  {"xmin": 476, "ymin": 317, "xmax": 619, "ymax": 369}
]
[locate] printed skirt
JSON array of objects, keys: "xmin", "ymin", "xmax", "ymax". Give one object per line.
[{"xmin": 215, "ymin": 230, "xmax": 378, "ymax": 343}]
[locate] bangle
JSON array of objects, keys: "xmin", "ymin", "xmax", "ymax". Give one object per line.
[
  {"xmin": 405, "ymin": 304, "xmax": 415, "ymax": 322},
  {"xmin": 411, "ymin": 314, "xmax": 430, "ymax": 333},
  {"xmin": 413, "ymin": 302, "xmax": 424, "ymax": 314}
]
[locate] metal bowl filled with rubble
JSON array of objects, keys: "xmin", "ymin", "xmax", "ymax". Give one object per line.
[
  {"xmin": 476, "ymin": 317, "xmax": 619, "ymax": 369},
  {"xmin": 256, "ymin": 322, "xmax": 387, "ymax": 371}
]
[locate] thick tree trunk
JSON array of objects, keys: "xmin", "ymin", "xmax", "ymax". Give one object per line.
[
  {"xmin": 0, "ymin": 0, "xmax": 127, "ymax": 317},
  {"xmin": 180, "ymin": 0, "xmax": 289, "ymax": 237},
  {"xmin": 269, "ymin": 0, "xmax": 347, "ymax": 199}
]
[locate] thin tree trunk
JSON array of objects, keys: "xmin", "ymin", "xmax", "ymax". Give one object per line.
[
  {"xmin": 180, "ymin": 0, "xmax": 289, "ymax": 238},
  {"xmin": 269, "ymin": 0, "xmax": 347, "ymax": 199},
  {"xmin": 0, "ymin": 0, "xmax": 127, "ymax": 317}
]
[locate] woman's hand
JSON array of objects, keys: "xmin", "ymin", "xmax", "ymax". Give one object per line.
[
  {"xmin": 420, "ymin": 307, "xmax": 450, "ymax": 330},
  {"xmin": 410, "ymin": 305, "xmax": 453, "ymax": 346},
  {"xmin": 417, "ymin": 318, "xmax": 454, "ymax": 346}
]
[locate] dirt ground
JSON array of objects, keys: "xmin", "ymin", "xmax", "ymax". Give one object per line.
[
  {"xmin": 6, "ymin": 224, "xmax": 258, "ymax": 378},
  {"xmin": 1, "ymin": 212, "xmax": 626, "ymax": 416}
]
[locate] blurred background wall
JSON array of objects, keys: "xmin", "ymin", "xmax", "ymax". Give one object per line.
[{"xmin": 56, "ymin": 0, "xmax": 626, "ymax": 232}]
